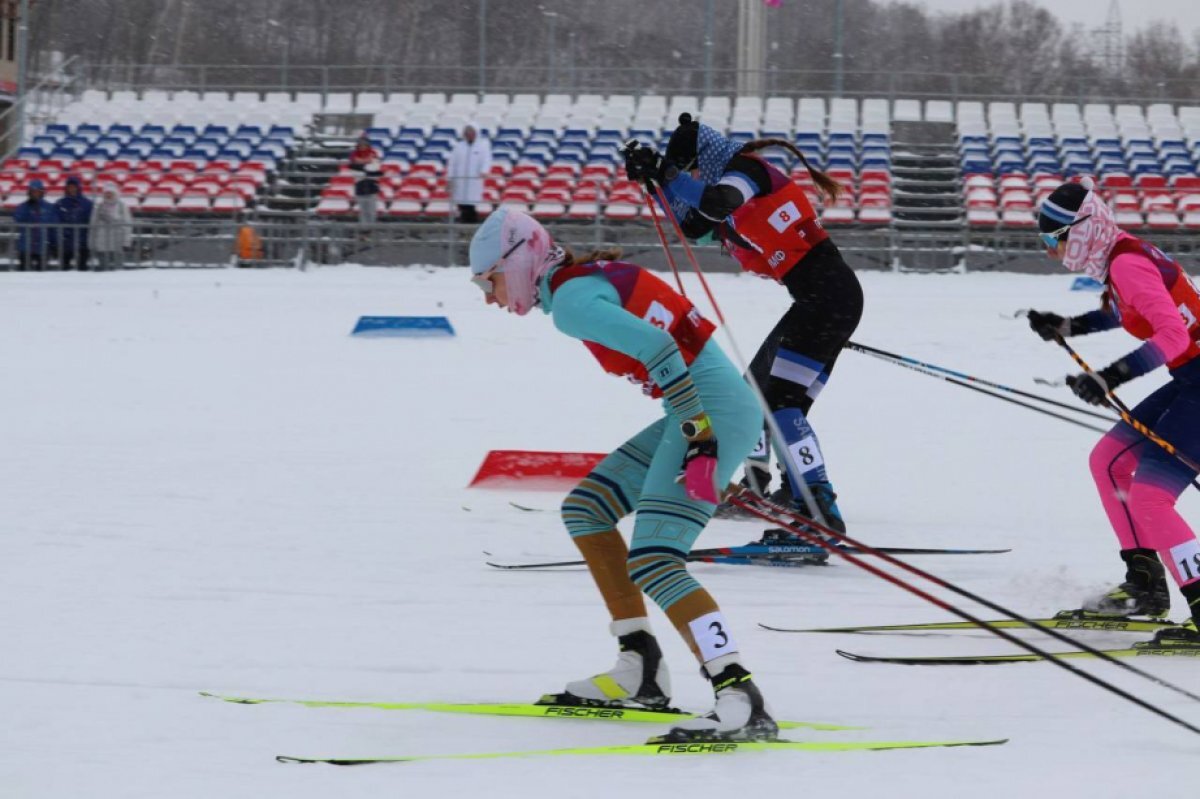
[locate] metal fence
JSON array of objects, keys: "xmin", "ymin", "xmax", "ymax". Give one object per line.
[
  {"xmin": 67, "ymin": 62, "xmax": 1200, "ymax": 108},
  {"xmin": 6, "ymin": 216, "xmax": 1200, "ymax": 275}
]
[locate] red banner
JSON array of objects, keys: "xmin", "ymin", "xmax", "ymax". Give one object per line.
[{"xmin": 468, "ymin": 449, "xmax": 606, "ymax": 490}]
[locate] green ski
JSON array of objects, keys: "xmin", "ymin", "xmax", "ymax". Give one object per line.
[
  {"xmin": 199, "ymin": 692, "xmax": 858, "ymax": 731},
  {"xmin": 761, "ymin": 611, "xmax": 1176, "ymax": 636},
  {"xmin": 837, "ymin": 645, "xmax": 1200, "ymax": 665},
  {"xmin": 276, "ymin": 737, "xmax": 1009, "ymax": 764}
]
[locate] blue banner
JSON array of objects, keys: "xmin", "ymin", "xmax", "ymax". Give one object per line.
[
  {"xmin": 351, "ymin": 316, "xmax": 455, "ymax": 337},
  {"xmin": 1070, "ymin": 276, "xmax": 1104, "ymax": 292}
]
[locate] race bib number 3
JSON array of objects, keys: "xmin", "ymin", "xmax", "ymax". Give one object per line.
[
  {"xmin": 644, "ymin": 300, "xmax": 675, "ymax": 330},
  {"xmin": 767, "ymin": 201, "xmax": 802, "ymax": 233},
  {"xmin": 688, "ymin": 611, "xmax": 738, "ymax": 662}
]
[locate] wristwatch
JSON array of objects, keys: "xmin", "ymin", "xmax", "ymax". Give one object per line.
[{"xmin": 681, "ymin": 415, "xmax": 712, "ymax": 440}]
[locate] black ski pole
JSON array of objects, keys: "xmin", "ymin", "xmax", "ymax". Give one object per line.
[
  {"xmin": 729, "ymin": 489, "xmax": 1200, "ymax": 734},
  {"xmin": 847, "ymin": 340, "xmax": 1117, "ymax": 424}
]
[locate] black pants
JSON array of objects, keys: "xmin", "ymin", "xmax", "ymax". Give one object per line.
[
  {"xmin": 61, "ymin": 247, "xmax": 90, "ymax": 271},
  {"xmin": 748, "ymin": 239, "xmax": 864, "ymax": 414},
  {"xmin": 17, "ymin": 252, "xmax": 45, "ymax": 271},
  {"xmin": 457, "ymin": 204, "xmax": 479, "ymax": 224}
]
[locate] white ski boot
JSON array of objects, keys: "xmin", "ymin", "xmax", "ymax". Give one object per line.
[
  {"xmin": 557, "ymin": 618, "xmax": 672, "ymax": 708},
  {"xmin": 656, "ymin": 659, "xmax": 778, "ymax": 742}
]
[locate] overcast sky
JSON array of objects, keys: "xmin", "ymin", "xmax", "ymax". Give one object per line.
[{"xmin": 912, "ymin": 0, "xmax": 1200, "ymax": 33}]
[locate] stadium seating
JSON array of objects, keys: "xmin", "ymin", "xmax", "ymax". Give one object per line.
[
  {"xmin": 25, "ymin": 92, "xmax": 1200, "ymax": 231},
  {"xmin": 8, "ymin": 114, "xmax": 288, "ymax": 213},
  {"xmin": 958, "ymin": 100, "xmax": 1200, "ymax": 230}
]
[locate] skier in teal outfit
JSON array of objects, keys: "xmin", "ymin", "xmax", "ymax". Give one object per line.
[{"xmin": 469, "ymin": 208, "xmax": 777, "ymax": 743}]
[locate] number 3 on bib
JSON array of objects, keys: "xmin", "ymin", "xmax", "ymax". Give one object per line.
[{"xmin": 689, "ymin": 611, "xmax": 739, "ymax": 661}]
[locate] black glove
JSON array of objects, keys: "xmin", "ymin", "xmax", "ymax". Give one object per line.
[
  {"xmin": 1066, "ymin": 360, "xmax": 1133, "ymax": 406},
  {"xmin": 1027, "ymin": 310, "xmax": 1070, "ymax": 342},
  {"xmin": 622, "ymin": 141, "xmax": 663, "ymax": 183}
]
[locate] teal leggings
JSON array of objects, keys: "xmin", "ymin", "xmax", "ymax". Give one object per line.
[{"xmin": 561, "ymin": 345, "xmax": 763, "ymax": 612}]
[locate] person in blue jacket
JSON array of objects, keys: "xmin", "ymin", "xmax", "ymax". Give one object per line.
[
  {"xmin": 55, "ymin": 176, "xmax": 94, "ymax": 271},
  {"xmin": 469, "ymin": 208, "xmax": 777, "ymax": 744},
  {"xmin": 13, "ymin": 180, "xmax": 58, "ymax": 271}
]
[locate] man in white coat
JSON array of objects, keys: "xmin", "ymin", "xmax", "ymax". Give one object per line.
[{"xmin": 447, "ymin": 125, "xmax": 491, "ymax": 223}]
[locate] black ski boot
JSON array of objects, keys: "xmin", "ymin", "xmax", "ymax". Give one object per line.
[{"xmin": 1081, "ymin": 548, "xmax": 1170, "ymax": 619}]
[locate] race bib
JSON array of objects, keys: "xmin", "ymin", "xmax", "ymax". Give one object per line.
[
  {"xmin": 688, "ymin": 611, "xmax": 739, "ymax": 662},
  {"xmin": 644, "ymin": 300, "xmax": 675, "ymax": 330},
  {"xmin": 787, "ymin": 435, "xmax": 825, "ymax": 476},
  {"xmin": 767, "ymin": 201, "xmax": 802, "ymax": 233}
]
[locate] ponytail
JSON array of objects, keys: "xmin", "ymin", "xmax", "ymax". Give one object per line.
[
  {"xmin": 561, "ymin": 245, "xmax": 623, "ymax": 266},
  {"xmin": 739, "ymin": 138, "xmax": 843, "ymax": 203}
]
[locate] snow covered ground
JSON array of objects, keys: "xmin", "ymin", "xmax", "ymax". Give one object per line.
[{"xmin": 3, "ymin": 264, "xmax": 1196, "ymax": 798}]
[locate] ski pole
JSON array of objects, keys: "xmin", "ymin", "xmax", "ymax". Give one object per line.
[
  {"xmin": 1052, "ymin": 332, "xmax": 1200, "ymax": 474},
  {"xmin": 728, "ymin": 489, "xmax": 1200, "ymax": 733},
  {"xmin": 645, "ymin": 180, "xmax": 829, "ymax": 527},
  {"xmin": 855, "ymin": 348, "xmax": 1110, "ymax": 434},
  {"xmin": 638, "ymin": 182, "xmax": 687, "ymax": 296},
  {"xmin": 846, "ymin": 340, "xmax": 1117, "ymax": 424}
]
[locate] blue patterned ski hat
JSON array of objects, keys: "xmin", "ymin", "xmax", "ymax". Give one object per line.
[
  {"xmin": 695, "ymin": 124, "xmax": 743, "ymax": 185},
  {"xmin": 664, "ymin": 113, "xmax": 744, "ymax": 186}
]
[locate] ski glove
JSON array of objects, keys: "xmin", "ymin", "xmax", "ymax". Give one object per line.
[
  {"xmin": 677, "ymin": 416, "xmax": 721, "ymax": 504},
  {"xmin": 1066, "ymin": 360, "xmax": 1132, "ymax": 406},
  {"xmin": 1027, "ymin": 310, "xmax": 1071, "ymax": 341},
  {"xmin": 623, "ymin": 142, "xmax": 663, "ymax": 183}
]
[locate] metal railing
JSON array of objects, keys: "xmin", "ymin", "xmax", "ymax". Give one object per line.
[
  {"xmin": 68, "ymin": 62, "xmax": 1200, "ymax": 108},
  {"xmin": 2, "ymin": 55, "xmax": 84, "ymax": 158},
  {"xmin": 5, "ymin": 216, "xmax": 1200, "ymax": 274}
]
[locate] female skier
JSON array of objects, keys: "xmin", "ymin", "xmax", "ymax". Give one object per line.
[
  {"xmin": 468, "ymin": 208, "xmax": 778, "ymax": 741},
  {"xmin": 1027, "ymin": 178, "xmax": 1200, "ymax": 645},
  {"xmin": 623, "ymin": 114, "xmax": 863, "ymax": 536}
]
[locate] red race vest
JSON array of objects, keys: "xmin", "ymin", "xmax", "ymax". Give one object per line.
[
  {"xmin": 1107, "ymin": 236, "xmax": 1200, "ymax": 369},
  {"xmin": 549, "ymin": 261, "xmax": 716, "ymax": 397},
  {"xmin": 721, "ymin": 158, "xmax": 828, "ymax": 281}
]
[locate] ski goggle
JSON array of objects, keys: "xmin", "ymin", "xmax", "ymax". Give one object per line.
[
  {"xmin": 1039, "ymin": 213, "xmax": 1092, "ymax": 249},
  {"xmin": 470, "ymin": 237, "xmax": 526, "ymax": 295}
]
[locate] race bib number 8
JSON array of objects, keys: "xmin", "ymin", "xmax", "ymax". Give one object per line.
[
  {"xmin": 767, "ymin": 201, "xmax": 802, "ymax": 233},
  {"xmin": 787, "ymin": 435, "xmax": 825, "ymax": 476}
]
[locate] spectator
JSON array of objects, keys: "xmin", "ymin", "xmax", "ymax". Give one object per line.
[
  {"xmin": 447, "ymin": 124, "xmax": 491, "ymax": 223},
  {"xmin": 55, "ymin": 176, "xmax": 94, "ymax": 271},
  {"xmin": 355, "ymin": 161, "xmax": 382, "ymax": 229},
  {"xmin": 13, "ymin": 179, "xmax": 58, "ymax": 271},
  {"xmin": 348, "ymin": 135, "xmax": 379, "ymax": 171},
  {"xmin": 89, "ymin": 186, "xmax": 133, "ymax": 271}
]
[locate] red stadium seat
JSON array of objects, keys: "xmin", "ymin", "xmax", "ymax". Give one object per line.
[
  {"xmin": 175, "ymin": 189, "xmax": 212, "ymax": 213},
  {"xmin": 140, "ymin": 189, "xmax": 176, "ymax": 213}
]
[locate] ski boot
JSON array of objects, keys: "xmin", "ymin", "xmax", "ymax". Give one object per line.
[
  {"xmin": 748, "ymin": 481, "xmax": 843, "ymax": 549},
  {"xmin": 551, "ymin": 619, "xmax": 672, "ymax": 709},
  {"xmin": 652, "ymin": 662, "xmax": 778, "ymax": 743},
  {"xmin": 1135, "ymin": 619, "xmax": 1200, "ymax": 651},
  {"xmin": 745, "ymin": 526, "xmax": 830, "ymax": 564},
  {"xmin": 713, "ymin": 463, "xmax": 773, "ymax": 520},
  {"xmin": 1081, "ymin": 549, "xmax": 1171, "ymax": 619}
]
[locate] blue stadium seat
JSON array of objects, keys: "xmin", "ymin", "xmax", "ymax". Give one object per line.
[{"xmin": 119, "ymin": 143, "xmax": 153, "ymax": 159}]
